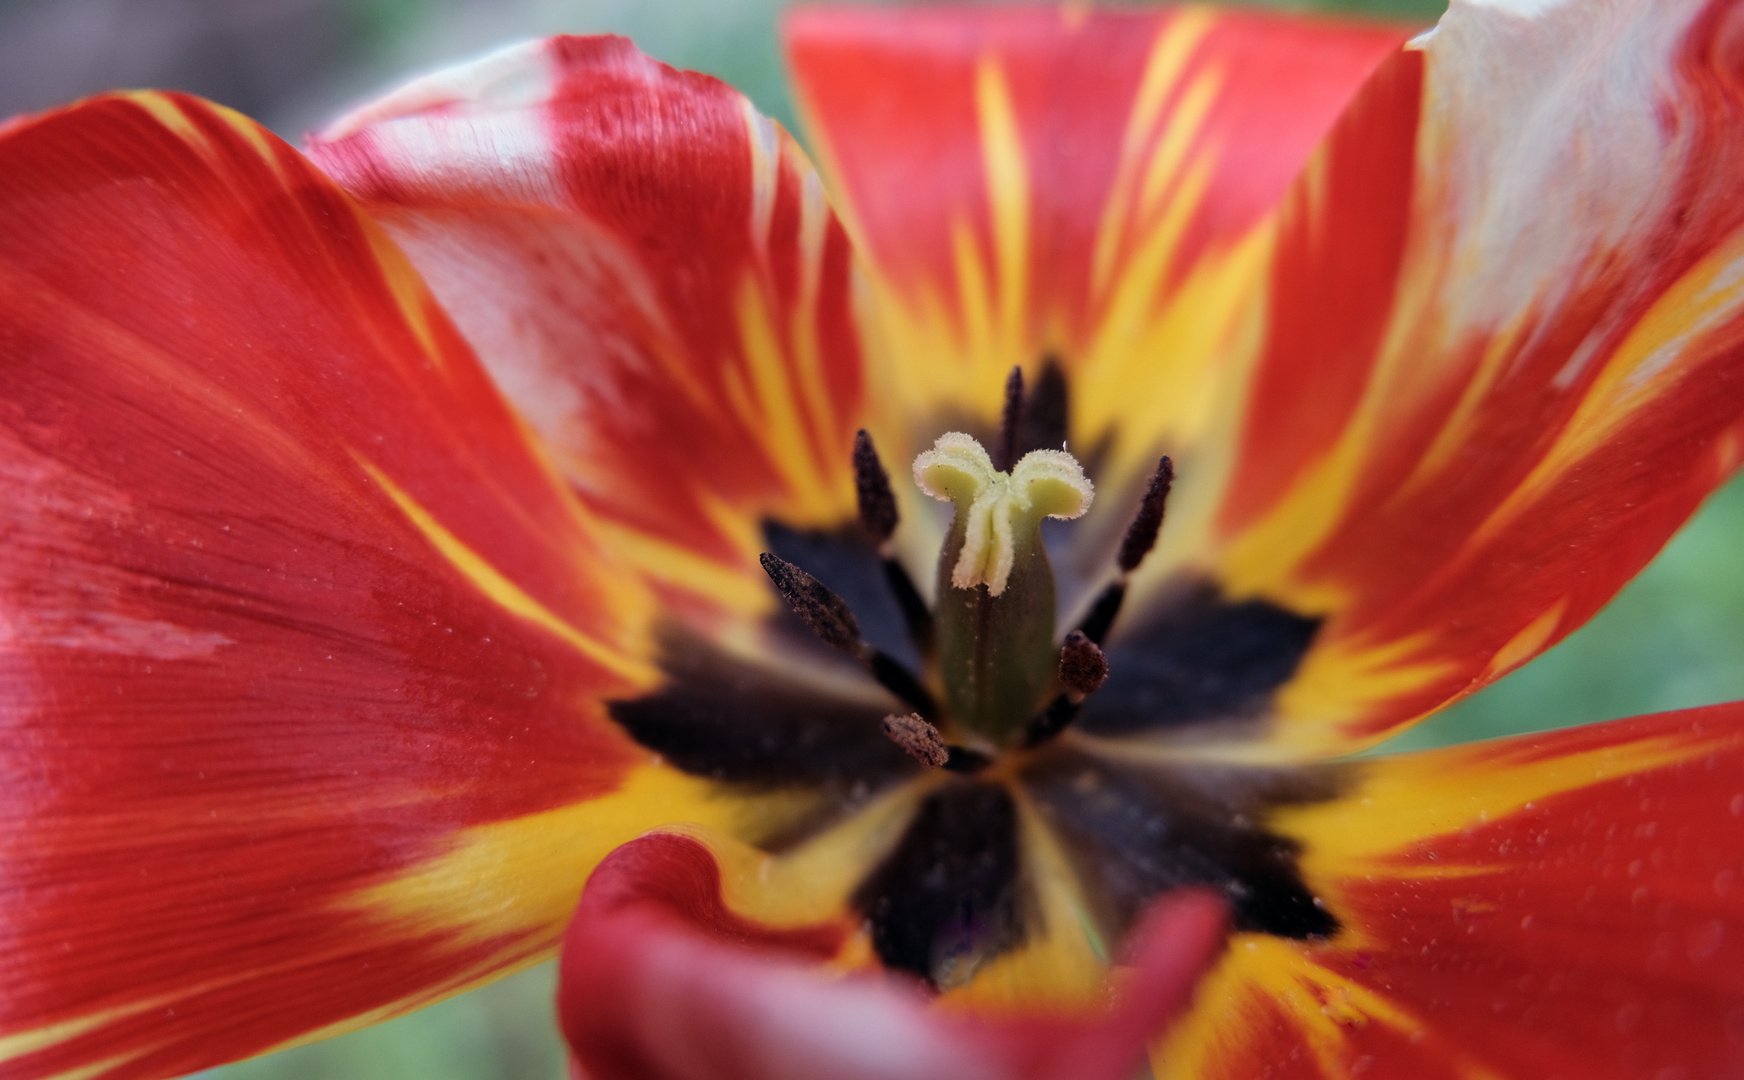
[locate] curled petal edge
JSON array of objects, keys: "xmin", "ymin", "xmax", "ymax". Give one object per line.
[{"xmin": 558, "ymin": 833, "xmax": 1227, "ymax": 1080}]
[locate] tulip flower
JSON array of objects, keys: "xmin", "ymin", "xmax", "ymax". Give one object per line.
[{"xmin": 6, "ymin": 1, "xmax": 1744, "ymax": 1078}]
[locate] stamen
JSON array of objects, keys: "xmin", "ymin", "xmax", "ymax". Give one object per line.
[
  {"xmin": 761, "ymin": 552, "xmax": 940, "ymax": 717},
  {"xmin": 1019, "ymin": 356, "xmax": 1069, "ymax": 457},
  {"xmin": 1077, "ymin": 583, "xmax": 1124, "ymax": 646},
  {"xmin": 996, "ymin": 366, "xmax": 1024, "ymax": 472},
  {"xmin": 866, "ymin": 652, "xmax": 940, "ymax": 720},
  {"xmin": 853, "ymin": 429, "xmax": 934, "ymax": 655},
  {"xmin": 882, "ymin": 712, "xmax": 949, "ymax": 768},
  {"xmin": 912, "ymin": 433, "xmax": 1093, "ymax": 597},
  {"xmin": 1023, "ymin": 631, "xmax": 1109, "ymax": 747},
  {"xmin": 1079, "ymin": 456, "xmax": 1173, "ymax": 645},
  {"xmin": 1117, "ymin": 456, "xmax": 1174, "ymax": 573},
  {"xmin": 1056, "ymin": 630, "xmax": 1109, "ymax": 697},
  {"xmin": 853, "ymin": 429, "xmax": 899, "ymax": 543},
  {"xmin": 943, "ymin": 745, "xmax": 994, "ymax": 773},
  {"xmin": 881, "ymin": 713, "xmax": 994, "ymax": 773},
  {"xmin": 759, "ymin": 552, "xmax": 859, "ymax": 653}
]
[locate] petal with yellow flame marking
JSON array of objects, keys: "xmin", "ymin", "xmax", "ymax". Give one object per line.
[
  {"xmin": 0, "ymin": 93, "xmax": 702, "ymax": 1079},
  {"xmin": 308, "ymin": 37, "xmax": 868, "ymax": 627},
  {"xmin": 1156, "ymin": 704, "xmax": 1744, "ymax": 1080},
  {"xmin": 1206, "ymin": 0, "xmax": 1744, "ymax": 755},
  {"xmin": 784, "ymin": 4, "xmax": 1411, "ymax": 471}
]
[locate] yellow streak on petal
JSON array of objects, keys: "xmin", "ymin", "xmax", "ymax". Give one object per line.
[
  {"xmin": 1213, "ymin": 413, "xmax": 1365, "ymax": 612},
  {"xmin": 1076, "ymin": 153, "xmax": 1240, "ymax": 489},
  {"xmin": 0, "ymin": 1014, "xmax": 140, "ymax": 1072},
  {"xmin": 1467, "ymin": 221, "xmax": 1744, "ymax": 550},
  {"xmin": 723, "ymin": 275, "xmax": 847, "ymax": 525},
  {"xmin": 1481, "ymin": 599, "xmax": 1565, "ymax": 681},
  {"xmin": 1090, "ymin": 9, "xmax": 1216, "ymax": 296},
  {"xmin": 1269, "ymin": 631, "xmax": 1461, "ymax": 759},
  {"xmin": 1400, "ymin": 316, "xmax": 1528, "ymax": 494},
  {"xmin": 335, "ymin": 764, "xmax": 930, "ymax": 1047},
  {"xmin": 119, "ymin": 90, "xmax": 208, "ymax": 150},
  {"xmin": 743, "ymin": 104, "xmax": 846, "ymax": 496},
  {"xmin": 1138, "ymin": 70, "xmax": 1223, "ymax": 222},
  {"xmin": 345, "ymin": 765, "xmax": 731, "ymax": 944},
  {"xmin": 1156, "ymin": 937, "xmax": 1504, "ymax": 1080},
  {"xmin": 689, "ymin": 779, "xmax": 935, "ymax": 931},
  {"xmin": 358, "ymin": 459, "xmax": 657, "ymax": 687},
  {"xmin": 976, "ymin": 56, "xmax": 1032, "ymax": 372},
  {"xmin": 789, "ymin": 166, "xmax": 843, "ymax": 471},
  {"xmin": 1278, "ymin": 728, "xmax": 1736, "ymax": 947},
  {"xmin": 595, "ymin": 520, "xmax": 770, "ymax": 619},
  {"xmin": 948, "ymin": 218, "xmax": 1001, "ymax": 387},
  {"xmin": 126, "ymin": 92, "xmax": 445, "ymax": 371},
  {"xmin": 352, "ymin": 209, "xmax": 446, "ymax": 370},
  {"xmin": 212, "ymin": 105, "xmax": 288, "ymax": 182}
]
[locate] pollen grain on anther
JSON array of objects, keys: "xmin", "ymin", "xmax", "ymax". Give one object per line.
[
  {"xmin": 1057, "ymin": 630, "xmax": 1108, "ymax": 698},
  {"xmin": 760, "ymin": 552, "xmax": 860, "ymax": 653},
  {"xmin": 1024, "ymin": 631, "xmax": 1109, "ymax": 747},
  {"xmin": 881, "ymin": 712, "xmax": 950, "ymax": 768}
]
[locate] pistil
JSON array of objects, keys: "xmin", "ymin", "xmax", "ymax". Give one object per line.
[{"xmin": 913, "ymin": 431, "xmax": 1093, "ymax": 742}]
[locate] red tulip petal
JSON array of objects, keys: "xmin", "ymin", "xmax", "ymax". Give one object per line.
[
  {"xmin": 308, "ymin": 37, "xmax": 867, "ymax": 626},
  {"xmin": 1209, "ymin": 0, "xmax": 1744, "ymax": 754},
  {"xmin": 0, "ymin": 94, "xmax": 719, "ymax": 1079},
  {"xmin": 1160, "ymin": 704, "xmax": 1744, "ymax": 1080},
  {"xmin": 784, "ymin": 4, "xmax": 1411, "ymax": 445},
  {"xmin": 559, "ymin": 832, "xmax": 1227, "ymax": 1080}
]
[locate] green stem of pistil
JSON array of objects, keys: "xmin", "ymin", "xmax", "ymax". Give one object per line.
[{"xmin": 934, "ymin": 508, "xmax": 1058, "ymax": 744}]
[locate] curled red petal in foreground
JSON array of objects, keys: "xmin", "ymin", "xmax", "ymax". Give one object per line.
[{"xmin": 558, "ymin": 834, "xmax": 1228, "ymax": 1080}]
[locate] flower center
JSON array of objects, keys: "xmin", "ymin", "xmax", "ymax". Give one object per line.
[
  {"xmin": 759, "ymin": 366, "xmax": 1176, "ymax": 765},
  {"xmin": 606, "ymin": 361, "xmax": 1334, "ymax": 992}
]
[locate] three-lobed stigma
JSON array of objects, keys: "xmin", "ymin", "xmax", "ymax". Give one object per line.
[{"xmin": 912, "ymin": 432, "xmax": 1093, "ymax": 597}]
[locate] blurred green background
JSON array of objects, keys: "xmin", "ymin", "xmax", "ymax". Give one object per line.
[{"xmin": 6, "ymin": 0, "xmax": 1739, "ymax": 1076}]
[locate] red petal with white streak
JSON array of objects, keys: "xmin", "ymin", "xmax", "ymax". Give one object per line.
[
  {"xmin": 309, "ymin": 37, "xmax": 867, "ymax": 625},
  {"xmin": 1214, "ymin": 0, "xmax": 1744, "ymax": 754},
  {"xmin": 559, "ymin": 833, "xmax": 1227, "ymax": 1080}
]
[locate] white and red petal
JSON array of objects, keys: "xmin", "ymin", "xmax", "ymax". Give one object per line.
[
  {"xmin": 0, "ymin": 93, "xmax": 705, "ymax": 1079},
  {"xmin": 1159, "ymin": 703, "xmax": 1744, "ymax": 1080},
  {"xmin": 559, "ymin": 832, "xmax": 1227, "ymax": 1080},
  {"xmin": 1195, "ymin": 0, "xmax": 1744, "ymax": 755},
  {"xmin": 308, "ymin": 37, "xmax": 867, "ymax": 629}
]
